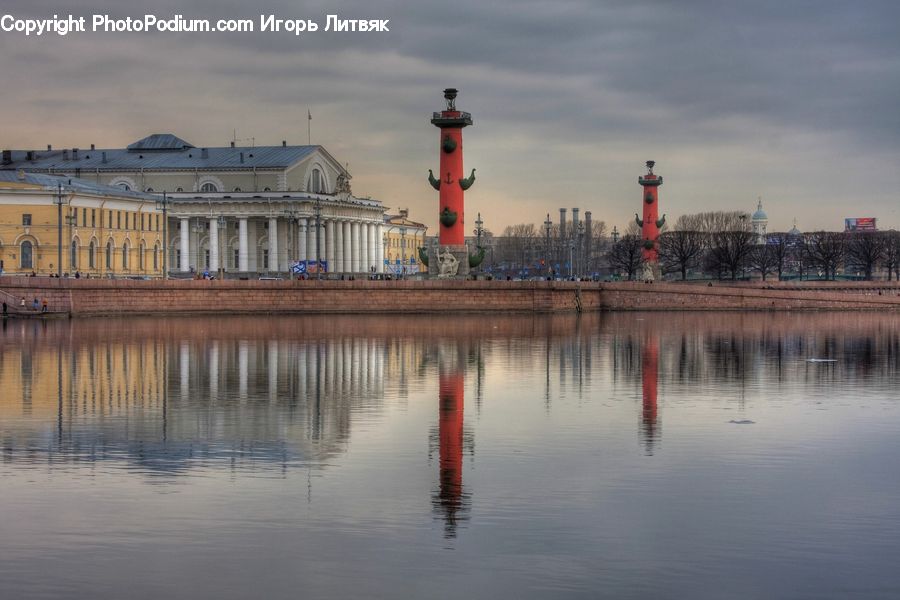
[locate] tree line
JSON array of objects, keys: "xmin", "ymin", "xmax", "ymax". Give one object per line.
[{"xmin": 606, "ymin": 211, "xmax": 900, "ymax": 281}]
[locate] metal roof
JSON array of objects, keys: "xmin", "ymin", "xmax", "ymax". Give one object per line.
[
  {"xmin": 2, "ymin": 137, "xmax": 320, "ymax": 172},
  {"xmin": 127, "ymin": 133, "xmax": 194, "ymax": 152},
  {"xmin": 0, "ymin": 170, "xmax": 156, "ymax": 201}
]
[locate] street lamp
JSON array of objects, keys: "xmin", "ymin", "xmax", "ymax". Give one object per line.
[
  {"xmin": 576, "ymin": 221, "xmax": 585, "ymax": 279},
  {"xmin": 399, "ymin": 226, "xmax": 407, "ymax": 279},
  {"xmin": 54, "ymin": 183, "xmax": 65, "ymax": 277},
  {"xmin": 473, "ymin": 212, "xmax": 484, "ymax": 274},
  {"xmin": 543, "ymin": 213, "xmax": 552, "ymax": 277},
  {"xmin": 611, "ymin": 225, "xmax": 619, "ymax": 245},
  {"xmin": 155, "ymin": 191, "xmax": 170, "ymax": 278}
]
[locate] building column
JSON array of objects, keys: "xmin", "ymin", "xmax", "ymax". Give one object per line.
[
  {"xmin": 180, "ymin": 218, "xmax": 190, "ymax": 272},
  {"xmin": 268, "ymin": 217, "xmax": 278, "ymax": 272},
  {"xmin": 326, "ymin": 220, "xmax": 336, "ymax": 274},
  {"xmin": 367, "ymin": 223, "xmax": 377, "ymax": 275},
  {"xmin": 343, "ymin": 221, "xmax": 352, "ymax": 273},
  {"xmin": 238, "ymin": 218, "xmax": 249, "ymax": 272},
  {"xmin": 351, "ymin": 221, "xmax": 361, "ymax": 273},
  {"xmin": 209, "ymin": 218, "xmax": 219, "ymax": 272},
  {"xmin": 307, "ymin": 218, "xmax": 316, "ymax": 263},
  {"xmin": 360, "ymin": 221, "xmax": 369, "ymax": 275},
  {"xmin": 298, "ymin": 218, "xmax": 308, "ymax": 263},
  {"xmin": 335, "ymin": 219, "xmax": 344, "ymax": 273},
  {"xmin": 376, "ymin": 224, "xmax": 384, "ymax": 273},
  {"xmin": 317, "ymin": 219, "xmax": 326, "ymax": 266}
]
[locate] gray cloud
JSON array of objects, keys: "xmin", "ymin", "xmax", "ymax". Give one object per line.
[{"xmin": 2, "ymin": 0, "xmax": 899, "ymax": 231}]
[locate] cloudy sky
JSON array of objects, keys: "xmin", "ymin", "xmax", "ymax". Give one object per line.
[{"xmin": 2, "ymin": 0, "xmax": 898, "ymax": 233}]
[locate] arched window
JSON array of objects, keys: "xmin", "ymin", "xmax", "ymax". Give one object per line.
[
  {"xmin": 139, "ymin": 243, "xmax": 145, "ymax": 270},
  {"xmin": 119, "ymin": 183, "xmax": 131, "ymax": 191},
  {"xmin": 20, "ymin": 240, "xmax": 33, "ymax": 269},
  {"xmin": 200, "ymin": 182, "xmax": 218, "ymax": 193},
  {"xmin": 153, "ymin": 244, "xmax": 159, "ymax": 271},
  {"xmin": 311, "ymin": 169, "xmax": 322, "ymax": 193},
  {"xmin": 233, "ymin": 187, "xmax": 242, "ymax": 192},
  {"xmin": 122, "ymin": 243, "xmax": 129, "ymax": 270},
  {"xmin": 146, "ymin": 187, "xmax": 154, "ymax": 193},
  {"xmin": 89, "ymin": 241, "xmax": 96, "ymax": 269},
  {"xmin": 70, "ymin": 240, "xmax": 78, "ymax": 269},
  {"xmin": 106, "ymin": 241, "xmax": 112, "ymax": 270}
]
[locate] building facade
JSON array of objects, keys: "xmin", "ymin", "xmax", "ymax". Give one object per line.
[
  {"xmin": 3, "ymin": 134, "xmax": 385, "ymax": 276},
  {"xmin": 752, "ymin": 199, "xmax": 768, "ymax": 244},
  {"xmin": 0, "ymin": 170, "xmax": 163, "ymax": 277},
  {"xmin": 383, "ymin": 209, "xmax": 427, "ymax": 275}
]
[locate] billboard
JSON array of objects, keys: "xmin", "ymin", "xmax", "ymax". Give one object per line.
[
  {"xmin": 291, "ymin": 260, "xmax": 328, "ymax": 274},
  {"xmin": 845, "ymin": 218, "xmax": 877, "ymax": 232}
]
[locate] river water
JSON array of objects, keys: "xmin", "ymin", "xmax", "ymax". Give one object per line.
[{"xmin": 1, "ymin": 313, "xmax": 899, "ymax": 599}]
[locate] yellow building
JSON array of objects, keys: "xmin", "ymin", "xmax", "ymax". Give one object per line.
[
  {"xmin": 0, "ymin": 170, "xmax": 163, "ymax": 277},
  {"xmin": 383, "ymin": 209, "xmax": 428, "ymax": 275}
]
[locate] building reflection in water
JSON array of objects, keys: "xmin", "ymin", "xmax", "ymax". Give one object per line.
[{"xmin": 2, "ymin": 312, "xmax": 900, "ymax": 538}]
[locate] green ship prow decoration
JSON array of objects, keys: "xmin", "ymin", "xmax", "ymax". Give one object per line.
[
  {"xmin": 440, "ymin": 207, "xmax": 458, "ymax": 227},
  {"xmin": 635, "ymin": 213, "xmax": 643, "ymax": 227},
  {"xmin": 656, "ymin": 214, "xmax": 666, "ymax": 228},
  {"xmin": 418, "ymin": 247, "xmax": 429, "ymax": 268},
  {"xmin": 458, "ymin": 168, "xmax": 476, "ymax": 191},
  {"xmin": 428, "ymin": 169, "xmax": 441, "ymax": 191},
  {"xmin": 468, "ymin": 246, "xmax": 486, "ymax": 268}
]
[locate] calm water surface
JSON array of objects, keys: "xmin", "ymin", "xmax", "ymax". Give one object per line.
[{"xmin": 1, "ymin": 313, "xmax": 899, "ymax": 599}]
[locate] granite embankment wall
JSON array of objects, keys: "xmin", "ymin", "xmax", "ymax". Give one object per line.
[{"xmin": 1, "ymin": 277, "xmax": 900, "ymax": 316}]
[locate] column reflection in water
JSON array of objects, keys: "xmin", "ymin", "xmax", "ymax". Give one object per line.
[
  {"xmin": 433, "ymin": 341, "xmax": 471, "ymax": 538},
  {"xmin": 641, "ymin": 332, "xmax": 660, "ymax": 454}
]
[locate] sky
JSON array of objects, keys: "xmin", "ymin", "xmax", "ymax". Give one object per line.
[{"xmin": 1, "ymin": 0, "xmax": 898, "ymax": 233}]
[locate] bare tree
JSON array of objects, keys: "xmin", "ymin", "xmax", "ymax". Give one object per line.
[
  {"xmin": 676, "ymin": 211, "xmax": 750, "ymax": 235},
  {"xmin": 803, "ymin": 231, "xmax": 846, "ymax": 280},
  {"xmin": 658, "ymin": 230, "xmax": 706, "ymax": 280},
  {"xmin": 846, "ymin": 231, "xmax": 886, "ymax": 280},
  {"xmin": 882, "ymin": 231, "xmax": 900, "ymax": 281},
  {"xmin": 607, "ymin": 235, "xmax": 645, "ymax": 281},
  {"xmin": 705, "ymin": 230, "xmax": 756, "ymax": 280},
  {"xmin": 766, "ymin": 233, "xmax": 792, "ymax": 281},
  {"xmin": 747, "ymin": 243, "xmax": 779, "ymax": 281},
  {"xmin": 497, "ymin": 223, "xmax": 537, "ymax": 271}
]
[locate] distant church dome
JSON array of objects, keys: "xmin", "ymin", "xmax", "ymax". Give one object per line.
[
  {"xmin": 752, "ymin": 199, "xmax": 768, "ymax": 222},
  {"xmin": 788, "ymin": 218, "xmax": 801, "ymax": 236}
]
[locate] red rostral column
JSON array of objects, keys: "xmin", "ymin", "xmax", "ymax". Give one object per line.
[
  {"xmin": 636, "ymin": 160, "xmax": 665, "ymax": 263},
  {"xmin": 429, "ymin": 88, "xmax": 475, "ymax": 246},
  {"xmin": 641, "ymin": 333, "xmax": 659, "ymax": 454}
]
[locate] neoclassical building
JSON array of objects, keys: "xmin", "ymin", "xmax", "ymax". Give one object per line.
[
  {"xmin": 383, "ymin": 209, "xmax": 428, "ymax": 275},
  {"xmin": 3, "ymin": 134, "xmax": 385, "ymax": 275},
  {"xmin": 0, "ymin": 170, "xmax": 163, "ymax": 277}
]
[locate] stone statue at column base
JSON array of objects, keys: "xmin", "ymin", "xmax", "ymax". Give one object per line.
[
  {"xmin": 641, "ymin": 261, "xmax": 660, "ymax": 282},
  {"xmin": 427, "ymin": 244, "xmax": 470, "ymax": 279}
]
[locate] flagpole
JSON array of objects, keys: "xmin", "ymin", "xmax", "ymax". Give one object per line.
[{"xmin": 307, "ymin": 108, "xmax": 311, "ymax": 145}]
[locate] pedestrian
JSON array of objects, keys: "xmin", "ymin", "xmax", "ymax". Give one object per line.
[
  {"xmin": 20, "ymin": 297, "xmax": 25, "ymax": 309},
  {"xmin": 75, "ymin": 271, "xmax": 81, "ymax": 279},
  {"xmin": 33, "ymin": 297, "xmax": 39, "ymax": 310},
  {"xmin": 41, "ymin": 298, "xmax": 48, "ymax": 313},
  {"xmin": 2, "ymin": 302, "xmax": 7, "ymax": 317}
]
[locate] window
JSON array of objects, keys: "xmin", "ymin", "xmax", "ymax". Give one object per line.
[
  {"xmin": 106, "ymin": 242, "xmax": 112, "ymax": 269},
  {"xmin": 117, "ymin": 212, "xmax": 121, "ymax": 229},
  {"xmin": 200, "ymin": 182, "xmax": 218, "ymax": 193},
  {"xmin": 205, "ymin": 250, "xmax": 210, "ymax": 269},
  {"xmin": 263, "ymin": 249, "xmax": 269, "ymax": 270},
  {"xmin": 233, "ymin": 249, "xmax": 239, "ymax": 269},
  {"xmin": 20, "ymin": 240, "xmax": 33, "ymax": 269},
  {"xmin": 108, "ymin": 211, "xmax": 113, "ymax": 229},
  {"xmin": 139, "ymin": 243, "xmax": 145, "ymax": 270},
  {"xmin": 311, "ymin": 169, "xmax": 321, "ymax": 193},
  {"xmin": 82, "ymin": 208, "xmax": 87, "ymax": 227},
  {"xmin": 146, "ymin": 187, "xmax": 153, "ymax": 193},
  {"xmin": 176, "ymin": 249, "xmax": 181, "ymax": 270},
  {"xmin": 91, "ymin": 209, "xmax": 96, "ymax": 228},
  {"xmin": 153, "ymin": 245, "xmax": 159, "ymax": 271},
  {"xmin": 71, "ymin": 241, "xmax": 78, "ymax": 269},
  {"xmin": 89, "ymin": 241, "xmax": 96, "ymax": 269},
  {"xmin": 119, "ymin": 183, "xmax": 131, "ymax": 191},
  {"xmin": 22, "ymin": 214, "xmax": 32, "ymax": 226},
  {"xmin": 176, "ymin": 187, "xmax": 184, "ymax": 192},
  {"xmin": 233, "ymin": 187, "xmax": 242, "ymax": 192},
  {"xmin": 156, "ymin": 215, "xmax": 160, "ymax": 231},
  {"xmin": 122, "ymin": 243, "xmax": 129, "ymax": 269}
]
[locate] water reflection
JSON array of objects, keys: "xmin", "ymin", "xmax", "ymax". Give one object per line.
[{"xmin": 2, "ymin": 313, "xmax": 900, "ymax": 598}]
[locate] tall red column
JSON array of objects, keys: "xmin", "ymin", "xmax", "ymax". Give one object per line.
[
  {"xmin": 429, "ymin": 88, "xmax": 475, "ymax": 246},
  {"xmin": 636, "ymin": 160, "xmax": 665, "ymax": 263}
]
